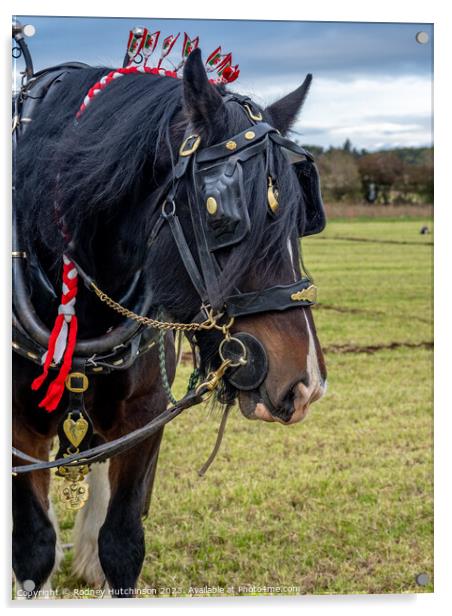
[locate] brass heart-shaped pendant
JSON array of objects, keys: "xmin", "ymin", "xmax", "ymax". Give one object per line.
[{"xmin": 63, "ymin": 414, "xmax": 89, "ymax": 449}]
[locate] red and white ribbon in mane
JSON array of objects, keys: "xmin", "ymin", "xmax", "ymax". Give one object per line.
[
  {"xmin": 76, "ymin": 66, "xmax": 178, "ymax": 119},
  {"xmin": 32, "ymin": 255, "xmax": 79, "ymax": 411}
]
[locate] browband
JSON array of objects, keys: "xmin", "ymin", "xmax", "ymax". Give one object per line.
[
  {"xmin": 196, "ymin": 122, "xmax": 276, "ymax": 163},
  {"xmin": 195, "ymin": 122, "xmax": 314, "ymax": 165},
  {"xmin": 225, "ymin": 279, "xmax": 317, "ymax": 318}
]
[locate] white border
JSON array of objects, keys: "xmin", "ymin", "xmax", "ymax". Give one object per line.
[
  {"xmin": 2, "ymin": 1, "xmax": 450, "ymax": 614},
  {"xmin": 4, "ymin": 1, "xmax": 440, "ymax": 23}
]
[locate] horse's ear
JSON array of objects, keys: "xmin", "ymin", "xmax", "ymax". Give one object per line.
[
  {"xmin": 265, "ymin": 74, "xmax": 312, "ymax": 135},
  {"xmin": 183, "ymin": 48, "xmax": 224, "ymax": 132}
]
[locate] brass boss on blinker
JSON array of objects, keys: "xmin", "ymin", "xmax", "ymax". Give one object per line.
[
  {"xmin": 206, "ymin": 182, "xmax": 279, "ymax": 218},
  {"xmin": 206, "ymin": 197, "xmax": 218, "ymax": 215}
]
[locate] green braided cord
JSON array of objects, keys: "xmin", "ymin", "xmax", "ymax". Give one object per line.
[
  {"xmin": 158, "ymin": 328, "xmax": 178, "ymax": 406},
  {"xmin": 187, "ymin": 368, "xmax": 201, "ymax": 392},
  {"xmin": 157, "ymin": 308, "xmax": 203, "ymax": 403}
]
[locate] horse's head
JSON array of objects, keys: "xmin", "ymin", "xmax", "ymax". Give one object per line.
[{"xmin": 152, "ymin": 49, "xmax": 327, "ymax": 424}]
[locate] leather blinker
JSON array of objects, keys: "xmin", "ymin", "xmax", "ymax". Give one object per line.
[
  {"xmin": 294, "ymin": 159, "xmax": 326, "ymax": 237},
  {"xmin": 222, "ymin": 332, "xmax": 268, "ymax": 391},
  {"xmin": 196, "ymin": 160, "xmax": 250, "ymax": 251}
]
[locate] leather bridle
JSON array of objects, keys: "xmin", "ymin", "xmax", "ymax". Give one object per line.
[{"xmin": 152, "ymin": 94, "xmax": 320, "ymax": 318}]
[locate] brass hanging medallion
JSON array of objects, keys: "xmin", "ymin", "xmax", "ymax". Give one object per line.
[
  {"xmin": 267, "ymin": 177, "xmax": 279, "ymax": 213},
  {"xmin": 56, "ymin": 463, "xmax": 90, "ymax": 511}
]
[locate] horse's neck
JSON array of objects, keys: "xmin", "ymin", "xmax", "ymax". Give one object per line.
[
  {"xmin": 31, "ymin": 115, "xmax": 183, "ymax": 330},
  {"xmin": 28, "ymin": 211, "xmax": 141, "ymax": 335}
]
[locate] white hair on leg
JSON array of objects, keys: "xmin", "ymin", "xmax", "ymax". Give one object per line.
[
  {"xmin": 48, "ymin": 499, "xmax": 64, "ymax": 575},
  {"xmin": 72, "ymin": 461, "xmax": 110, "ymax": 588}
]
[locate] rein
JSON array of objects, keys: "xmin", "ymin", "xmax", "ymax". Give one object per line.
[{"xmin": 12, "ymin": 384, "xmax": 210, "ymax": 474}]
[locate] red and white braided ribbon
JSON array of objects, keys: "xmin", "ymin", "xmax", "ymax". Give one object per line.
[
  {"xmin": 75, "ymin": 63, "xmax": 231, "ymax": 120},
  {"xmin": 76, "ymin": 66, "xmax": 179, "ymax": 119},
  {"xmin": 32, "ymin": 255, "xmax": 79, "ymax": 412}
]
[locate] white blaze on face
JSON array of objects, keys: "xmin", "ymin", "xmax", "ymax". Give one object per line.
[
  {"xmin": 287, "ymin": 237, "xmax": 298, "ymax": 281},
  {"xmin": 287, "ymin": 237, "xmax": 326, "ymax": 405},
  {"xmin": 275, "ymin": 311, "xmax": 325, "ymax": 424},
  {"xmin": 252, "ymin": 240, "xmax": 326, "ymax": 424},
  {"xmin": 303, "ymin": 310, "xmax": 326, "ymax": 402}
]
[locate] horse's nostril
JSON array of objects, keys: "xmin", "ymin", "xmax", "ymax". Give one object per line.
[
  {"xmin": 280, "ymin": 387, "xmax": 295, "ymax": 417},
  {"xmin": 266, "ymin": 385, "xmax": 296, "ymax": 423}
]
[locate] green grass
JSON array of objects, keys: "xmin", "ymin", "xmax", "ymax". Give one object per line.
[
  {"xmin": 307, "ymin": 220, "xmax": 433, "ymax": 348},
  {"xmin": 51, "ymin": 218, "xmax": 433, "ymax": 597}
]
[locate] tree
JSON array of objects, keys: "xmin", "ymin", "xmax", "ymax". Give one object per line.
[
  {"xmin": 317, "ymin": 149, "xmax": 361, "ymax": 202},
  {"xmin": 342, "ymin": 138, "xmax": 352, "ymax": 153},
  {"xmin": 357, "ymin": 152, "xmax": 404, "ymax": 204}
]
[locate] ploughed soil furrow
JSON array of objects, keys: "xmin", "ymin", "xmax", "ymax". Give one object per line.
[
  {"xmin": 323, "ymin": 341, "xmax": 433, "ymax": 354},
  {"xmin": 179, "ymin": 341, "xmax": 433, "ymax": 364},
  {"xmin": 318, "ymin": 235, "xmax": 433, "ymax": 246}
]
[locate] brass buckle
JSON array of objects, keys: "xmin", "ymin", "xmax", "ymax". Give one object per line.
[
  {"xmin": 179, "ymin": 134, "xmax": 201, "ymax": 157},
  {"xmin": 243, "ymin": 103, "xmax": 263, "ymax": 122},
  {"xmin": 65, "ymin": 372, "xmax": 89, "ymax": 393}
]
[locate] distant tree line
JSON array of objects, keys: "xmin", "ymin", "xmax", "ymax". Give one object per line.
[{"xmin": 301, "ymin": 140, "xmax": 433, "ymax": 205}]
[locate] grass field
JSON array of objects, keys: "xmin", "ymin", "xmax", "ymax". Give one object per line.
[{"xmin": 52, "ymin": 218, "xmax": 433, "ymax": 598}]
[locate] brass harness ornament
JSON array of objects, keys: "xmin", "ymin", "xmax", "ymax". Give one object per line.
[
  {"xmin": 290, "ymin": 284, "xmax": 317, "ymax": 304},
  {"xmin": 53, "ymin": 313, "xmax": 241, "ymax": 509},
  {"xmin": 56, "ymin": 373, "xmax": 91, "ymax": 511},
  {"xmin": 267, "ymin": 177, "xmax": 279, "ymax": 213},
  {"xmin": 206, "ymin": 196, "xmax": 218, "ymax": 215}
]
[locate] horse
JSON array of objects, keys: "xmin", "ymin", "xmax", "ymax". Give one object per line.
[{"xmin": 12, "ymin": 47, "xmax": 327, "ymax": 598}]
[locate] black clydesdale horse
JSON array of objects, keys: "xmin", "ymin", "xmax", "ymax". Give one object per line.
[{"xmin": 13, "ymin": 49, "xmax": 326, "ymax": 597}]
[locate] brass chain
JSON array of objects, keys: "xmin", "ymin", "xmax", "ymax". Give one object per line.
[
  {"xmin": 90, "ymin": 281, "xmax": 227, "ymax": 333},
  {"xmin": 90, "ymin": 281, "xmax": 241, "ymax": 396}
]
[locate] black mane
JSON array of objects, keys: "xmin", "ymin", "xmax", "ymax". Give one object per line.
[{"xmin": 16, "ymin": 66, "xmax": 303, "ymax": 321}]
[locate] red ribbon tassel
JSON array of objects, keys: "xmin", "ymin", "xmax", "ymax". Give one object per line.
[
  {"xmin": 32, "ymin": 256, "xmax": 79, "ymax": 412},
  {"xmin": 35, "ymin": 316, "xmax": 78, "ymax": 412}
]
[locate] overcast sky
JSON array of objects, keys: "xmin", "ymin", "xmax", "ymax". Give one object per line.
[{"xmin": 14, "ymin": 16, "xmax": 433, "ymax": 150}]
